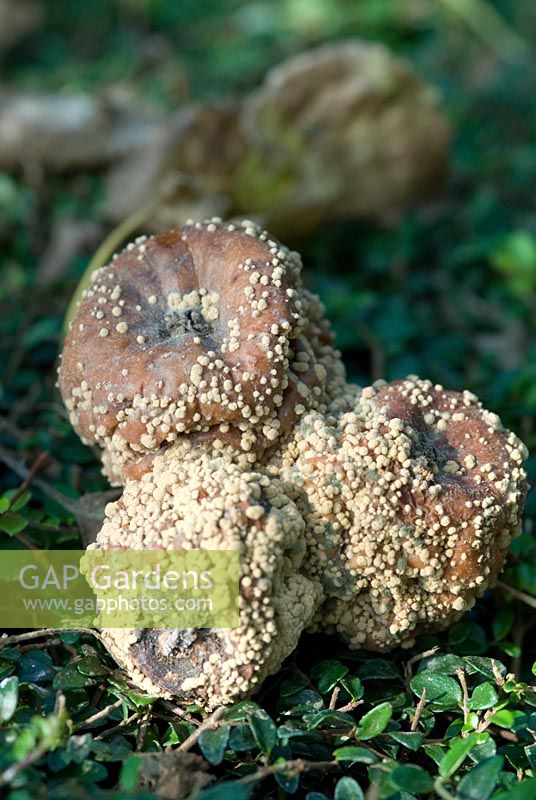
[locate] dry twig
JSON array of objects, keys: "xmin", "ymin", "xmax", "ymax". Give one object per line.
[
  {"xmin": 411, "ymin": 687, "xmax": 427, "ymax": 732},
  {"xmin": 178, "ymin": 707, "xmax": 225, "ymax": 752}
]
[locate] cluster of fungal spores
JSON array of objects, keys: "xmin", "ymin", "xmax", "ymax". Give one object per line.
[{"xmin": 59, "ymin": 219, "xmax": 528, "ymax": 708}]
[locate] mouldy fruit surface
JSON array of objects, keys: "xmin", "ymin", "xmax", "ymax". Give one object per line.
[
  {"xmin": 58, "ymin": 218, "xmax": 528, "ymax": 706},
  {"xmin": 91, "ymin": 447, "xmax": 323, "ymax": 708},
  {"xmin": 58, "ymin": 218, "xmax": 345, "ymax": 485},
  {"xmin": 266, "ymin": 376, "xmax": 528, "ymax": 651}
]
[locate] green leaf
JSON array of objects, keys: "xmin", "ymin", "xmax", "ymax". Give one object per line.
[
  {"xmin": 307, "ymin": 710, "xmax": 355, "ymax": 730},
  {"xmin": 0, "ymin": 658, "xmax": 15, "ymax": 681},
  {"xmin": 421, "ymin": 653, "xmax": 465, "ymax": 674},
  {"xmin": 499, "ymin": 642, "xmax": 521, "ymax": 658},
  {"xmin": 9, "ymin": 491, "xmax": 31, "ymax": 513},
  {"xmin": 333, "ymin": 746, "xmax": 378, "ymax": 764},
  {"xmin": 449, "ymin": 622, "xmax": 487, "ymax": 655},
  {"xmin": 199, "ymin": 723, "xmax": 230, "ymax": 766},
  {"xmin": 162, "ymin": 721, "xmax": 195, "ymax": 746},
  {"xmin": 525, "ymin": 743, "xmax": 536, "ymax": 772},
  {"xmin": 391, "ymin": 764, "xmax": 434, "ymax": 795},
  {"xmin": 19, "ymin": 651, "xmax": 55, "ymax": 682},
  {"xmin": 493, "ymin": 778, "xmax": 536, "ymax": 800},
  {"xmin": 464, "ymin": 657, "xmax": 506, "ymax": 681},
  {"xmin": 275, "ymin": 763, "xmax": 300, "ymax": 794},
  {"xmin": 223, "ymin": 700, "xmax": 260, "ymax": 721},
  {"xmin": 439, "ymin": 734, "xmax": 479, "ymax": 778},
  {"xmin": 91, "ymin": 735, "xmax": 132, "ymax": 762},
  {"xmin": 463, "ymin": 711, "xmax": 479, "ymax": 731},
  {"xmin": 390, "ymin": 731, "xmax": 424, "ymax": 750},
  {"xmin": 76, "ymin": 655, "xmax": 109, "ymax": 677},
  {"xmin": 107, "ymin": 678, "xmax": 156, "ymax": 707},
  {"xmin": 340, "ymin": 676, "xmax": 364, "ymax": 701},
  {"xmin": 63, "ymin": 733, "xmax": 92, "ymax": 765},
  {"xmin": 358, "ymin": 660, "xmax": 401, "ymax": 681},
  {"xmin": 468, "ymin": 682, "xmax": 498, "ymax": 710},
  {"xmin": 410, "ymin": 673, "xmax": 462, "ymax": 708},
  {"xmin": 228, "ymin": 723, "xmax": 257, "ymax": 752},
  {"xmin": 280, "ymin": 677, "xmax": 309, "ymax": 696},
  {"xmin": 311, "ymin": 660, "xmax": 349, "ymax": 693},
  {"xmin": 278, "ymin": 688, "xmax": 323, "ymax": 714},
  {"xmin": 469, "ymin": 737, "xmax": 496, "ymax": 765},
  {"xmin": 489, "ymin": 709, "xmax": 514, "ymax": 728},
  {"xmin": 0, "ymin": 676, "xmax": 19, "ymax": 722},
  {"xmin": 53, "ymin": 663, "xmax": 95, "ymax": 690},
  {"xmin": 119, "ymin": 755, "xmax": 142, "ymax": 792},
  {"xmin": 0, "ymin": 513, "xmax": 28, "ymax": 535},
  {"xmin": 334, "ymin": 776, "xmax": 365, "ymax": 800},
  {"xmin": 455, "ymin": 755, "xmax": 504, "ymax": 800},
  {"xmin": 196, "ymin": 781, "xmax": 254, "ymax": 800},
  {"xmin": 491, "ymin": 231, "xmax": 536, "ymax": 294},
  {"xmin": 424, "ymin": 743, "xmax": 446, "ymax": 765},
  {"xmin": 492, "ymin": 609, "xmax": 515, "ymax": 641},
  {"xmin": 80, "ymin": 761, "xmax": 108, "ymax": 782},
  {"xmin": 247, "ymin": 709, "xmax": 277, "ymax": 756},
  {"xmin": 355, "ymin": 702, "xmax": 392, "ymax": 740}
]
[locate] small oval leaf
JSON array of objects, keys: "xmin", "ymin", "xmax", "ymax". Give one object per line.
[
  {"xmin": 199, "ymin": 722, "xmax": 230, "ymax": 766},
  {"xmin": 355, "ymin": 702, "xmax": 392, "ymax": 740},
  {"xmin": 334, "ymin": 776, "xmax": 365, "ymax": 800}
]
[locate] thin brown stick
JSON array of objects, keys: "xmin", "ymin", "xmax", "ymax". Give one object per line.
[
  {"xmin": 0, "ymin": 445, "xmax": 81, "ymax": 516},
  {"xmin": 13, "ymin": 530, "xmax": 39, "ymax": 550},
  {"xmin": 475, "ymin": 707, "xmax": 496, "ymax": 735},
  {"xmin": 0, "ymin": 450, "xmax": 53, "ymax": 549},
  {"xmin": 496, "ymin": 580, "xmax": 536, "ymax": 611},
  {"xmin": 337, "ymin": 699, "xmax": 364, "ymax": 713},
  {"xmin": 159, "ymin": 700, "xmax": 197, "ymax": 724},
  {"xmin": 329, "ymin": 685, "xmax": 340, "ymax": 710},
  {"xmin": 18, "ymin": 638, "xmax": 62, "ymax": 652},
  {"xmin": 492, "ymin": 662, "xmax": 505, "ymax": 687},
  {"xmin": 457, "ymin": 668, "xmax": 469, "ymax": 732},
  {"xmin": 411, "ymin": 687, "xmax": 427, "ymax": 732},
  {"xmin": 95, "ymin": 713, "xmax": 138, "ymax": 740},
  {"xmin": 406, "ymin": 646, "xmax": 440, "ymax": 668},
  {"xmin": 178, "ymin": 707, "xmax": 225, "ymax": 752},
  {"xmin": 136, "ymin": 709, "xmax": 151, "ymax": 750},
  {"xmin": 73, "ymin": 699, "xmax": 124, "ymax": 731},
  {"xmin": 238, "ymin": 758, "xmax": 340, "ymax": 784},
  {"xmin": 403, "ymin": 646, "xmax": 439, "ymax": 690},
  {"xmin": 0, "ymin": 627, "xmax": 106, "ymax": 648},
  {"xmin": 8, "ymin": 452, "xmax": 51, "ymax": 508},
  {"xmin": 0, "ymin": 742, "xmax": 48, "ymax": 786}
]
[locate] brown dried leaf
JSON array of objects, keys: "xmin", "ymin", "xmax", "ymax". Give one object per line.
[
  {"xmin": 73, "ymin": 490, "xmax": 121, "ymax": 548},
  {"xmin": 104, "ymin": 104, "xmax": 243, "ymax": 222}
]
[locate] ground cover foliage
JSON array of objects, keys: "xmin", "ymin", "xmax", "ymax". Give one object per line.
[{"xmin": 1, "ymin": 1, "xmax": 536, "ymax": 797}]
